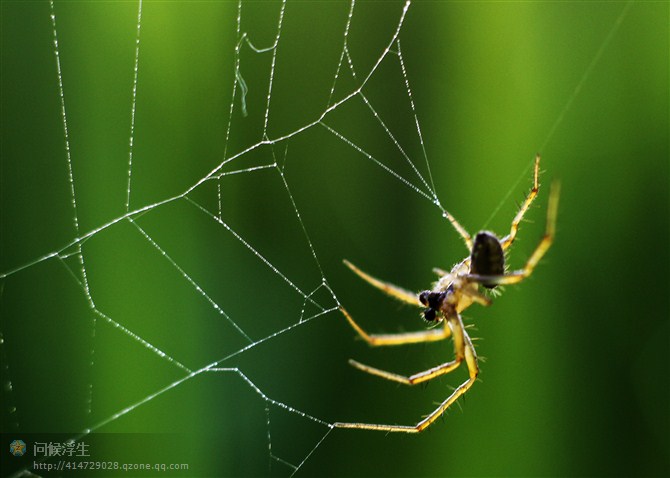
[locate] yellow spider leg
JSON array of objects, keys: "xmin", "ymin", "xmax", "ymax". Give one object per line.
[
  {"xmin": 335, "ymin": 313, "xmax": 479, "ymax": 433},
  {"xmin": 348, "ymin": 356, "xmax": 461, "ymax": 386},
  {"xmin": 501, "ymin": 154, "xmax": 541, "ymax": 250},
  {"xmin": 470, "ymin": 180, "xmax": 560, "ymax": 287},
  {"xmin": 442, "ymin": 209, "xmax": 472, "ymax": 250},
  {"xmin": 343, "ymin": 260, "xmax": 420, "ymax": 306},
  {"xmin": 339, "ymin": 307, "xmax": 451, "ymax": 346},
  {"xmin": 432, "ymin": 267, "xmax": 449, "ymax": 276},
  {"xmin": 413, "ymin": 326, "xmax": 479, "ymax": 432}
]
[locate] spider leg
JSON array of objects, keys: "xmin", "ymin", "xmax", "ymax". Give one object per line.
[
  {"xmin": 343, "ymin": 260, "xmax": 420, "ymax": 306},
  {"xmin": 463, "ymin": 287, "xmax": 492, "ymax": 307},
  {"xmin": 469, "ymin": 180, "xmax": 560, "ymax": 287},
  {"xmin": 442, "ymin": 209, "xmax": 473, "ymax": 250},
  {"xmin": 334, "ymin": 313, "xmax": 479, "ymax": 433},
  {"xmin": 347, "ymin": 355, "xmax": 460, "ymax": 386},
  {"xmin": 339, "ymin": 307, "xmax": 451, "ymax": 346},
  {"xmin": 501, "ymin": 154, "xmax": 541, "ymax": 250}
]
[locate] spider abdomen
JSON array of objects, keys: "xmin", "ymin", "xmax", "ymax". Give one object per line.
[{"xmin": 470, "ymin": 231, "xmax": 504, "ymax": 288}]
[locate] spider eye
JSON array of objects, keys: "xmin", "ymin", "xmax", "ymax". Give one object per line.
[
  {"xmin": 423, "ymin": 308, "xmax": 437, "ymax": 322},
  {"xmin": 420, "ymin": 290, "xmax": 447, "ymax": 310}
]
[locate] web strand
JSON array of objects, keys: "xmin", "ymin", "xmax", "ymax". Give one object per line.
[
  {"xmin": 125, "ymin": 0, "xmax": 143, "ymax": 212},
  {"xmin": 48, "ymin": 0, "xmax": 98, "ymax": 418},
  {"xmin": 48, "ymin": 0, "xmax": 79, "ymax": 239},
  {"xmin": 327, "ymin": 0, "xmax": 356, "ymax": 107}
]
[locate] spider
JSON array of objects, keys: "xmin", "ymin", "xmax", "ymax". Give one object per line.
[{"xmin": 334, "ymin": 155, "xmax": 560, "ymax": 433}]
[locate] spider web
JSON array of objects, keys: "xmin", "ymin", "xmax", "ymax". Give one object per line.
[
  {"xmin": 0, "ymin": 1, "xmax": 636, "ymax": 477},
  {"xmin": 0, "ymin": 1, "xmax": 443, "ymax": 476}
]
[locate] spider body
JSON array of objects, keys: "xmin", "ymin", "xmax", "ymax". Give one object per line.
[
  {"xmin": 335, "ymin": 155, "xmax": 559, "ymax": 433},
  {"xmin": 470, "ymin": 231, "xmax": 505, "ymax": 288}
]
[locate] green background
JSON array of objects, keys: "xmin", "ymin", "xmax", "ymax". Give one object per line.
[{"xmin": 1, "ymin": 1, "xmax": 668, "ymax": 477}]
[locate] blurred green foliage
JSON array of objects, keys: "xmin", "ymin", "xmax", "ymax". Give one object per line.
[{"xmin": 1, "ymin": 1, "xmax": 667, "ymax": 477}]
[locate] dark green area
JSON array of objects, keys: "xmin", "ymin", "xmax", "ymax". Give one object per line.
[{"xmin": 1, "ymin": 1, "xmax": 668, "ymax": 477}]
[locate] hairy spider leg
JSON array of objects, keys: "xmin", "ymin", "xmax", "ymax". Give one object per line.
[
  {"xmin": 501, "ymin": 154, "xmax": 541, "ymax": 250},
  {"xmin": 339, "ymin": 306, "xmax": 451, "ymax": 346},
  {"xmin": 343, "ymin": 259, "xmax": 420, "ymax": 306},
  {"xmin": 442, "ymin": 208, "xmax": 473, "ymax": 251},
  {"xmin": 334, "ymin": 312, "xmax": 479, "ymax": 433},
  {"xmin": 469, "ymin": 180, "xmax": 560, "ymax": 287},
  {"xmin": 347, "ymin": 357, "xmax": 461, "ymax": 385}
]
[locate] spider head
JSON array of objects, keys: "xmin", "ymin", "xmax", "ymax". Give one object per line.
[
  {"xmin": 419, "ymin": 290, "xmax": 446, "ymax": 322},
  {"xmin": 470, "ymin": 231, "xmax": 505, "ymax": 289}
]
